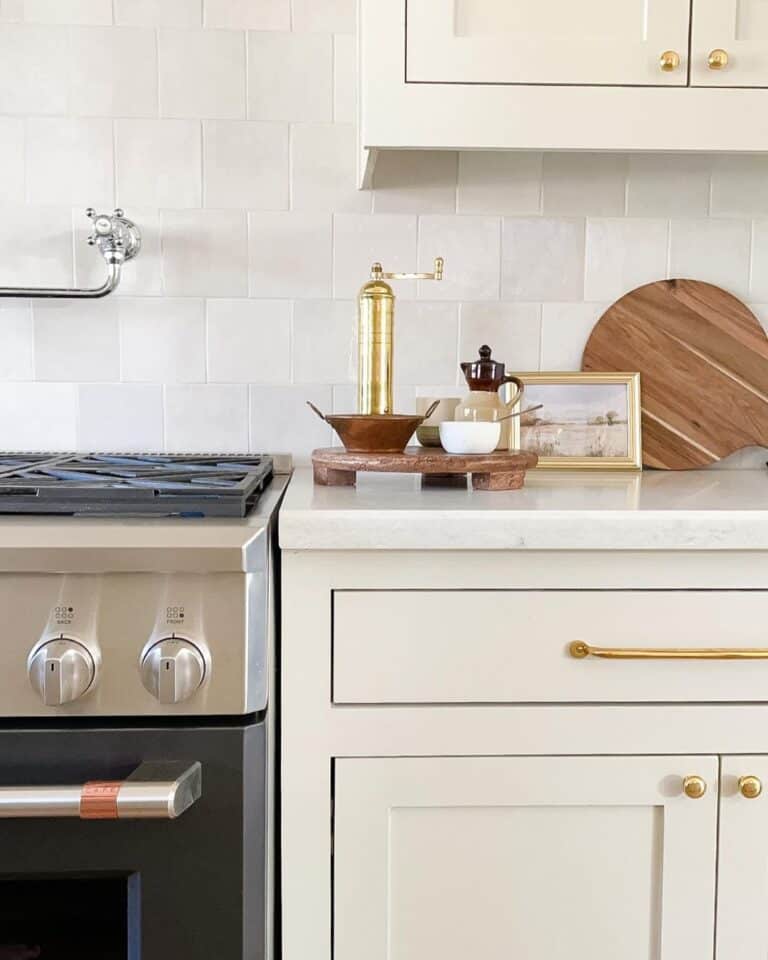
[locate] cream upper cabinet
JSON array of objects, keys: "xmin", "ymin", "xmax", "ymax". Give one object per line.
[
  {"xmin": 335, "ymin": 756, "xmax": 718, "ymax": 960},
  {"xmin": 358, "ymin": 0, "xmax": 768, "ymax": 185},
  {"xmin": 691, "ymin": 0, "xmax": 768, "ymax": 86},
  {"xmin": 407, "ymin": 0, "xmax": 691, "ymax": 86}
]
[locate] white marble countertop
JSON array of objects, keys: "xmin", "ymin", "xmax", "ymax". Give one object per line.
[{"xmin": 279, "ymin": 468, "xmax": 768, "ymax": 551}]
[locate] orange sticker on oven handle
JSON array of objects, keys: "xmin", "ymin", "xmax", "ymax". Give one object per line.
[{"xmin": 80, "ymin": 780, "xmax": 121, "ymax": 819}]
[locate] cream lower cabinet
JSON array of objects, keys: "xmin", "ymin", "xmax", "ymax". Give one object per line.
[
  {"xmin": 335, "ymin": 756, "xmax": 718, "ymax": 960},
  {"xmin": 716, "ymin": 756, "xmax": 768, "ymax": 959},
  {"xmin": 281, "ymin": 550, "xmax": 768, "ymax": 960}
]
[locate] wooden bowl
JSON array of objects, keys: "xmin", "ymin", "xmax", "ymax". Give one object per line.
[{"xmin": 326, "ymin": 414, "xmax": 424, "ymax": 454}]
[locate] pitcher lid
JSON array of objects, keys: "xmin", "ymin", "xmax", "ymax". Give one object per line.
[{"xmin": 461, "ymin": 345, "xmax": 507, "ymax": 389}]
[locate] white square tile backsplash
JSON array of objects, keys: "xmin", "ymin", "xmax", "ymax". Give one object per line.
[
  {"xmin": 116, "ymin": 119, "xmax": 202, "ymax": 208},
  {"xmin": 0, "ymin": 10, "xmax": 765, "ymax": 466}
]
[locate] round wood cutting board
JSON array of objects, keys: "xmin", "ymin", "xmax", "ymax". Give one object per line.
[{"xmin": 581, "ymin": 279, "xmax": 768, "ymax": 469}]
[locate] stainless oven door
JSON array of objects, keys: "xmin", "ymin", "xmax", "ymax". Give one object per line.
[{"xmin": 0, "ymin": 721, "xmax": 266, "ymax": 960}]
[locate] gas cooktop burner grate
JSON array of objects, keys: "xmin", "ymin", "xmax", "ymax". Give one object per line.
[{"xmin": 0, "ymin": 453, "xmax": 274, "ymax": 517}]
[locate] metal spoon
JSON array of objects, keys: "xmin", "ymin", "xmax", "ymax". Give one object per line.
[{"xmin": 495, "ymin": 403, "xmax": 544, "ymax": 423}]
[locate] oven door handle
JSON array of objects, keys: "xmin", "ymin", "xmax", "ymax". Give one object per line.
[{"xmin": 0, "ymin": 761, "xmax": 201, "ymax": 820}]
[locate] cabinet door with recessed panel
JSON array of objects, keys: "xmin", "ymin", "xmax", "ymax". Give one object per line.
[
  {"xmin": 405, "ymin": 0, "xmax": 691, "ymax": 86},
  {"xmin": 691, "ymin": 0, "xmax": 768, "ymax": 86},
  {"xmin": 716, "ymin": 756, "xmax": 768, "ymax": 959},
  {"xmin": 334, "ymin": 756, "xmax": 717, "ymax": 960}
]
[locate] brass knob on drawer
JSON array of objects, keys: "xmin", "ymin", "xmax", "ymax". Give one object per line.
[
  {"xmin": 739, "ymin": 775, "xmax": 763, "ymax": 799},
  {"xmin": 708, "ymin": 49, "xmax": 729, "ymax": 70},
  {"xmin": 659, "ymin": 50, "xmax": 681, "ymax": 72},
  {"xmin": 683, "ymin": 775, "xmax": 707, "ymax": 799}
]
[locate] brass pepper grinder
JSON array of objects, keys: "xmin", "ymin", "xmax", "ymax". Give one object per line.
[{"xmin": 357, "ymin": 257, "xmax": 444, "ymax": 414}]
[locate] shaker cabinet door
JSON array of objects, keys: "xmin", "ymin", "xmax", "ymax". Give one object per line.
[
  {"xmin": 716, "ymin": 756, "xmax": 768, "ymax": 959},
  {"xmin": 691, "ymin": 0, "xmax": 768, "ymax": 87},
  {"xmin": 405, "ymin": 0, "xmax": 691, "ymax": 86},
  {"xmin": 334, "ymin": 756, "xmax": 718, "ymax": 960}
]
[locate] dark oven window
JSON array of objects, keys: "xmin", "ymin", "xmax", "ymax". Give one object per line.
[{"xmin": 0, "ymin": 874, "xmax": 139, "ymax": 960}]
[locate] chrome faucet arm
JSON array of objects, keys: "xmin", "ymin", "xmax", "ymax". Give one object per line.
[{"xmin": 0, "ymin": 208, "xmax": 141, "ymax": 299}]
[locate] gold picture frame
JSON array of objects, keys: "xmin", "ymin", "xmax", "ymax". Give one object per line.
[{"xmin": 509, "ymin": 372, "xmax": 642, "ymax": 470}]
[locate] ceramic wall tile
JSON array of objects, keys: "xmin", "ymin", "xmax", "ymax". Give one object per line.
[
  {"xmin": 119, "ymin": 297, "xmax": 206, "ymax": 382},
  {"xmin": 749, "ymin": 223, "xmax": 768, "ymax": 302},
  {"xmin": 711, "ymin": 155, "xmax": 768, "ymax": 218},
  {"xmin": 23, "ymin": 0, "xmax": 111, "ymax": 23},
  {"xmin": 249, "ymin": 212, "xmax": 332, "ymax": 298},
  {"xmin": 333, "ymin": 213, "xmax": 418, "ymax": 299},
  {"xmin": 395, "ymin": 302, "xmax": 459, "ymax": 386},
  {"xmin": 584, "ymin": 218, "xmax": 668, "ymax": 302},
  {"xmin": 292, "ymin": 0, "xmax": 354, "ymax": 33},
  {"xmin": 26, "ymin": 118, "xmax": 114, "ymax": 207},
  {"xmin": 0, "ymin": 25, "xmax": 69, "ymax": 114},
  {"xmin": 333, "ymin": 34, "xmax": 356, "ymax": 124},
  {"xmin": 116, "ymin": 119, "xmax": 201, "ymax": 208},
  {"xmin": 291, "ymin": 123, "xmax": 370, "ymax": 213},
  {"xmin": 542, "ymin": 153, "xmax": 627, "ymax": 217},
  {"xmin": 373, "ymin": 152, "xmax": 457, "ymax": 215},
  {"xmin": 249, "ymin": 384, "xmax": 333, "ymax": 460},
  {"xmin": 0, "ymin": 118, "xmax": 24, "ymax": 204},
  {"xmin": 458, "ymin": 153, "xmax": 541, "ymax": 216},
  {"xmin": 417, "ymin": 215, "xmax": 500, "ymax": 301},
  {"xmin": 162, "ymin": 210, "xmax": 249, "ymax": 297},
  {"xmin": 0, "ymin": 383, "xmax": 77, "ymax": 450},
  {"xmin": 670, "ymin": 218, "xmax": 751, "ymax": 298},
  {"xmin": 69, "ymin": 26, "xmax": 158, "ymax": 117},
  {"xmin": 165, "ymin": 383, "xmax": 249, "ymax": 452},
  {"xmin": 0, "ymin": 206, "xmax": 73, "ymax": 289},
  {"xmin": 293, "ymin": 300, "xmax": 356, "ymax": 383},
  {"xmin": 114, "ymin": 0, "xmax": 201, "ymax": 25},
  {"xmin": 33, "ymin": 299, "xmax": 120, "ymax": 381},
  {"xmin": 502, "ymin": 218, "xmax": 585, "ymax": 301},
  {"xmin": 207, "ymin": 298, "xmax": 291, "ymax": 383},
  {"xmin": 0, "ymin": 0, "xmax": 24, "ymax": 20},
  {"xmin": 248, "ymin": 32, "xmax": 332, "ymax": 122},
  {"xmin": 0, "ymin": 304, "xmax": 34, "ymax": 381},
  {"xmin": 203, "ymin": 120, "xmax": 288, "ymax": 210},
  {"xmin": 78, "ymin": 383, "xmax": 164, "ymax": 451},
  {"xmin": 204, "ymin": 0, "xmax": 288, "ymax": 28},
  {"xmin": 459, "ymin": 303, "xmax": 541, "ymax": 373},
  {"xmin": 540, "ymin": 302, "xmax": 609, "ymax": 369},
  {"xmin": 627, "ymin": 154, "xmax": 711, "ymax": 217},
  {"xmin": 159, "ymin": 28, "xmax": 245, "ymax": 118}
]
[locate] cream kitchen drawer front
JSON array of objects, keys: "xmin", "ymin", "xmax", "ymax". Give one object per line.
[
  {"xmin": 334, "ymin": 755, "xmax": 718, "ymax": 960},
  {"xmin": 333, "ymin": 590, "xmax": 768, "ymax": 704}
]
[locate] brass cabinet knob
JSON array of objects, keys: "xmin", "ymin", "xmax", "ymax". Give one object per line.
[
  {"xmin": 683, "ymin": 775, "xmax": 707, "ymax": 799},
  {"xmin": 739, "ymin": 775, "xmax": 763, "ymax": 799},
  {"xmin": 708, "ymin": 49, "xmax": 729, "ymax": 70},
  {"xmin": 659, "ymin": 50, "xmax": 681, "ymax": 72}
]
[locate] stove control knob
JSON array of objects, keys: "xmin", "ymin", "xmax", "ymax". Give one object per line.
[
  {"xmin": 140, "ymin": 638, "xmax": 206, "ymax": 704},
  {"xmin": 28, "ymin": 638, "xmax": 96, "ymax": 706}
]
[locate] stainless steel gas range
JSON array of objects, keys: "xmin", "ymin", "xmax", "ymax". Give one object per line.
[{"xmin": 0, "ymin": 454, "xmax": 287, "ymax": 960}]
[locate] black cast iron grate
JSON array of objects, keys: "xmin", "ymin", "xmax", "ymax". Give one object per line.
[{"xmin": 0, "ymin": 453, "xmax": 273, "ymax": 517}]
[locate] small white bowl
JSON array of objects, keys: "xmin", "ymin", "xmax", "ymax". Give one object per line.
[{"xmin": 439, "ymin": 421, "xmax": 501, "ymax": 455}]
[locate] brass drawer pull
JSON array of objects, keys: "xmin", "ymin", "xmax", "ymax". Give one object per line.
[{"xmin": 569, "ymin": 641, "xmax": 768, "ymax": 661}]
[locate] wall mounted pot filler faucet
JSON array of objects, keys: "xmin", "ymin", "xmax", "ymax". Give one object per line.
[{"xmin": 0, "ymin": 208, "xmax": 141, "ymax": 299}]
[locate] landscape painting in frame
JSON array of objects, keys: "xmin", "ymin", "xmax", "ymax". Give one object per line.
[{"xmin": 511, "ymin": 373, "xmax": 642, "ymax": 470}]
